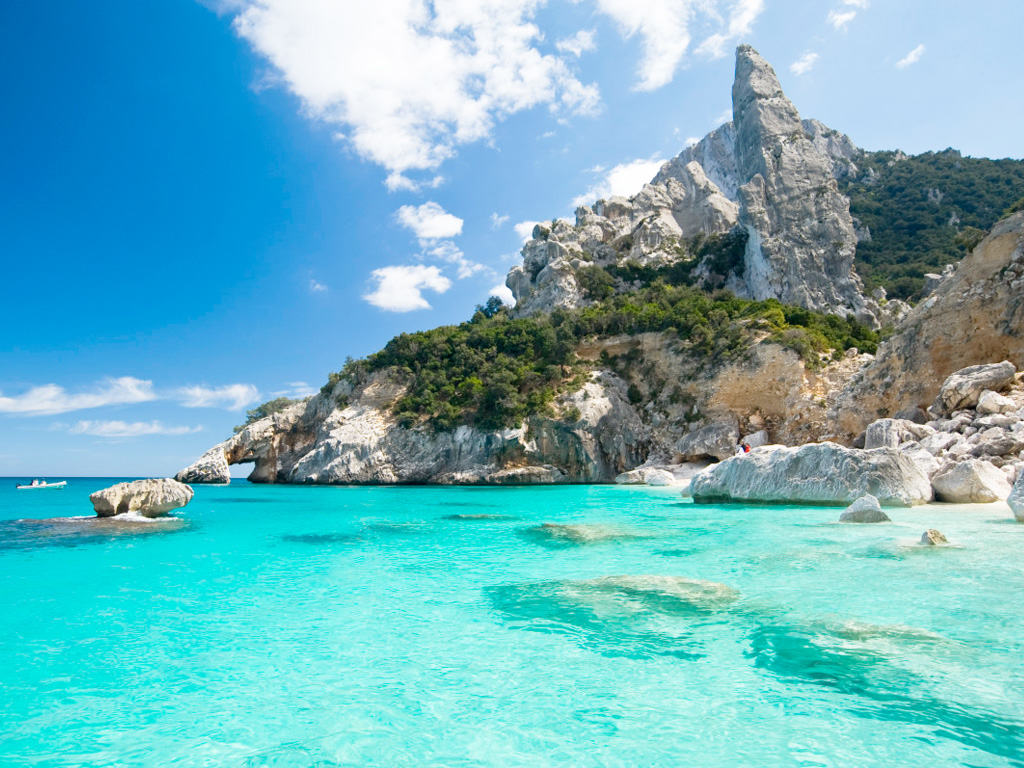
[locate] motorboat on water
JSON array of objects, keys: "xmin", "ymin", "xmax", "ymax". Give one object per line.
[{"xmin": 16, "ymin": 479, "xmax": 67, "ymax": 490}]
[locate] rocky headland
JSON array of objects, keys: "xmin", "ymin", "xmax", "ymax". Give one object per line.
[{"xmin": 177, "ymin": 45, "xmax": 1024, "ymax": 515}]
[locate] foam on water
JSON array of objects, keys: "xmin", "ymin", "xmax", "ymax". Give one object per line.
[{"xmin": 1, "ymin": 479, "xmax": 1022, "ymax": 766}]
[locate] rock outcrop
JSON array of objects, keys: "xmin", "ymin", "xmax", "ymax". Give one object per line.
[
  {"xmin": 175, "ymin": 447, "xmax": 230, "ymax": 485},
  {"xmin": 930, "ymin": 362, "xmax": 1017, "ymax": 417},
  {"xmin": 690, "ymin": 443, "xmax": 932, "ymax": 506},
  {"xmin": 839, "ymin": 494, "xmax": 890, "ymax": 523},
  {"xmin": 90, "ymin": 478, "xmax": 194, "ymax": 518},
  {"xmin": 834, "ymin": 212, "xmax": 1024, "ymax": 435},
  {"xmin": 507, "ymin": 45, "xmax": 879, "ymax": 325},
  {"xmin": 920, "ymin": 529, "xmax": 948, "ymax": 546}
]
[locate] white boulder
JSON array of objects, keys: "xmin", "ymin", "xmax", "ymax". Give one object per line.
[
  {"xmin": 864, "ymin": 419, "xmax": 934, "ymax": 450},
  {"xmin": 690, "ymin": 442, "xmax": 932, "ymax": 506},
  {"xmin": 920, "ymin": 529, "xmax": 948, "ymax": 546},
  {"xmin": 175, "ymin": 447, "xmax": 230, "ymax": 484},
  {"xmin": 931, "ymin": 459, "xmax": 1012, "ymax": 503},
  {"xmin": 977, "ymin": 389, "xmax": 1016, "ymax": 415},
  {"xmin": 839, "ymin": 494, "xmax": 890, "ymax": 523},
  {"xmin": 90, "ymin": 478, "xmax": 194, "ymax": 518}
]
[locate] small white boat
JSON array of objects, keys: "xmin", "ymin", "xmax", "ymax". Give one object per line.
[{"xmin": 16, "ymin": 479, "xmax": 67, "ymax": 490}]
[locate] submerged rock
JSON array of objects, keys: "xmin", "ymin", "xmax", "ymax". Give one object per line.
[
  {"xmin": 839, "ymin": 494, "xmax": 890, "ymax": 523},
  {"xmin": 523, "ymin": 523, "xmax": 641, "ymax": 546},
  {"xmin": 920, "ymin": 529, "xmax": 948, "ymax": 546},
  {"xmin": 931, "ymin": 459, "xmax": 1011, "ymax": 503},
  {"xmin": 174, "ymin": 447, "xmax": 230, "ymax": 484},
  {"xmin": 690, "ymin": 442, "xmax": 932, "ymax": 506},
  {"xmin": 89, "ymin": 478, "xmax": 194, "ymax": 518}
]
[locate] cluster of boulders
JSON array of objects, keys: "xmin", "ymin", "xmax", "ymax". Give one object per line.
[{"xmin": 859, "ymin": 361, "xmax": 1023, "ymax": 504}]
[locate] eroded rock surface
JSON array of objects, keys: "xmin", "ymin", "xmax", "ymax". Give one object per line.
[
  {"xmin": 690, "ymin": 443, "xmax": 932, "ymax": 506},
  {"xmin": 839, "ymin": 494, "xmax": 890, "ymax": 523},
  {"xmin": 174, "ymin": 447, "xmax": 230, "ymax": 484},
  {"xmin": 90, "ymin": 478, "xmax": 194, "ymax": 518},
  {"xmin": 931, "ymin": 460, "xmax": 1011, "ymax": 503}
]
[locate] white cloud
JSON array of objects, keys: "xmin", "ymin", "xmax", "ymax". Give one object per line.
[
  {"xmin": 230, "ymin": 0, "xmax": 601, "ymax": 182},
  {"xmin": 556, "ymin": 29, "xmax": 596, "ymax": 57},
  {"xmin": 684, "ymin": 136, "xmax": 700, "ymax": 147},
  {"xmin": 514, "ymin": 220, "xmax": 541, "ymax": 242},
  {"xmin": 385, "ymin": 172, "xmax": 444, "ymax": 193},
  {"xmin": 490, "ymin": 212, "xmax": 510, "ymax": 229},
  {"xmin": 177, "ymin": 384, "xmax": 261, "ymax": 410},
  {"xmin": 789, "ymin": 52, "xmax": 819, "ymax": 76},
  {"xmin": 572, "ymin": 156, "xmax": 664, "ymax": 208},
  {"xmin": 363, "ymin": 265, "xmax": 452, "ymax": 312},
  {"xmin": 309, "ymin": 278, "xmax": 327, "ymax": 293},
  {"xmin": 695, "ymin": 0, "xmax": 766, "ymax": 61},
  {"xmin": 426, "ymin": 240, "xmax": 485, "ymax": 279},
  {"xmin": 489, "ymin": 282, "xmax": 515, "ymax": 305},
  {"xmin": 827, "ymin": 9, "xmax": 856, "ymax": 29},
  {"xmin": 395, "ymin": 201, "xmax": 463, "ymax": 240},
  {"xmin": 896, "ymin": 43, "xmax": 925, "ymax": 69},
  {"xmin": 843, "ymin": 0, "xmax": 869, "ymax": 7},
  {"xmin": 272, "ymin": 381, "xmax": 316, "ymax": 398},
  {"xmin": 69, "ymin": 420, "xmax": 203, "ymax": 438},
  {"xmin": 0, "ymin": 377, "xmax": 155, "ymax": 416}
]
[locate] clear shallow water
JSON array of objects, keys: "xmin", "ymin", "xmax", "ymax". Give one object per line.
[{"xmin": 1, "ymin": 478, "xmax": 1023, "ymax": 767}]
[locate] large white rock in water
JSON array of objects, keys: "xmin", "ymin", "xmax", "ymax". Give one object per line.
[
  {"xmin": 839, "ymin": 494, "xmax": 890, "ymax": 523},
  {"xmin": 931, "ymin": 459, "xmax": 1012, "ymax": 503},
  {"xmin": 90, "ymin": 478, "xmax": 194, "ymax": 518},
  {"xmin": 175, "ymin": 447, "xmax": 230, "ymax": 484},
  {"xmin": 930, "ymin": 362, "xmax": 1016, "ymax": 417},
  {"xmin": 1008, "ymin": 473, "xmax": 1024, "ymax": 522},
  {"xmin": 690, "ymin": 443, "xmax": 932, "ymax": 506}
]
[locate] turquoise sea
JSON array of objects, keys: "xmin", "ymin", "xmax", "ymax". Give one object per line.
[{"xmin": 1, "ymin": 478, "xmax": 1022, "ymax": 767}]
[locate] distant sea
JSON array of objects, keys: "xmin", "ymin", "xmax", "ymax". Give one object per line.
[{"xmin": 1, "ymin": 478, "xmax": 1022, "ymax": 766}]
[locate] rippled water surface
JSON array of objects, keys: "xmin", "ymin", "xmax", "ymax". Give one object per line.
[{"xmin": 1, "ymin": 479, "xmax": 1023, "ymax": 766}]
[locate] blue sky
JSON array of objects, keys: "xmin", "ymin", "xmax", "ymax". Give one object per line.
[{"xmin": 1, "ymin": 0, "xmax": 1021, "ymax": 477}]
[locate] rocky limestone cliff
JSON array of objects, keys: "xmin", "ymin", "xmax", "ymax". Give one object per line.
[
  {"xmin": 508, "ymin": 45, "xmax": 882, "ymax": 326},
  {"xmin": 833, "ymin": 212, "xmax": 1024, "ymax": 437},
  {"xmin": 179, "ymin": 335, "xmax": 863, "ymax": 485}
]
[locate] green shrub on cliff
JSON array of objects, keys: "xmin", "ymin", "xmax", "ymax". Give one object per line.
[
  {"xmin": 324, "ymin": 289, "xmax": 876, "ymax": 431},
  {"xmin": 233, "ymin": 396, "xmax": 300, "ymax": 433}
]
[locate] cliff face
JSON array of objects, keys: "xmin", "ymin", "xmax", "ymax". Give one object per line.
[
  {"xmin": 508, "ymin": 45, "xmax": 881, "ymax": 326},
  {"xmin": 178, "ymin": 337, "xmax": 862, "ymax": 485},
  {"xmin": 832, "ymin": 212, "xmax": 1024, "ymax": 437}
]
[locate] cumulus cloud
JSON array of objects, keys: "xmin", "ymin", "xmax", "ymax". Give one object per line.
[
  {"xmin": 226, "ymin": 1, "xmax": 767, "ymax": 181},
  {"xmin": 789, "ymin": 52, "xmax": 819, "ymax": 76},
  {"xmin": 490, "ymin": 212, "xmax": 510, "ymax": 229},
  {"xmin": 363, "ymin": 265, "xmax": 452, "ymax": 312},
  {"xmin": 395, "ymin": 201, "xmax": 464, "ymax": 240},
  {"xmin": 556, "ymin": 29, "xmax": 596, "ymax": 57},
  {"xmin": 572, "ymin": 156, "xmax": 664, "ymax": 208},
  {"xmin": 489, "ymin": 282, "xmax": 515, "ymax": 305},
  {"xmin": 309, "ymin": 278, "xmax": 327, "ymax": 293},
  {"xmin": 827, "ymin": 9, "xmax": 856, "ymax": 29},
  {"xmin": 230, "ymin": 0, "xmax": 601, "ymax": 183},
  {"xmin": 0, "ymin": 377, "xmax": 156, "ymax": 416},
  {"xmin": 425, "ymin": 240, "xmax": 485, "ymax": 279},
  {"xmin": 896, "ymin": 43, "xmax": 925, "ymax": 68},
  {"xmin": 694, "ymin": 0, "xmax": 765, "ymax": 60},
  {"xmin": 272, "ymin": 381, "xmax": 316, "ymax": 398},
  {"xmin": 69, "ymin": 420, "xmax": 203, "ymax": 438},
  {"xmin": 177, "ymin": 384, "xmax": 261, "ymax": 410}
]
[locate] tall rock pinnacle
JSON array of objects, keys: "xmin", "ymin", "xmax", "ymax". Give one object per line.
[{"xmin": 730, "ymin": 45, "xmax": 872, "ymax": 322}]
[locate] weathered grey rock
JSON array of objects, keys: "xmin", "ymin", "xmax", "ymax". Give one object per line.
[
  {"xmin": 1008, "ymin": 472, "xmax": 1024, "ymax": 522},
  {"xmin": 977, "ymin": 389, "xmax": 1016, "ymax": 415},
  {"xmin": 833, "ymin": 214, "xmax": 1024, "ymax": 436},
  {"xmin": 485, "ymin": 465, "xmax": 565, "ymax": 485},
  {"xmin": 614, "ymin": 467, "xmax": 675, "ymax": 486},
  {"xmin": 675, "ymin": 420, "xmax": 740, "ymax": 461},
  {"xmin": 741, "ymin": 429, "xmax": 769, "ymax": 449},
  {"xmin": 174, "ymin": 447, "xmax": 230, "ymax": 484},
  {"xmin": 894, "ymin": 406, "xmax": 929, "ymax": 424},
  {"xmin": 839, "ymin": 494, "xmax": 890, "ymax": 523},
  {"xmin": 920, "ymin": 529, "xmax": 948, "ymax": 546},
  {"xmin": 864, "ymin": 418, "xmax": 934, "ymax": 450},
  {"xmin": 90, "ymin": 478, "xmax": 194, "ymax": 518},
  {"xmin": 931, "ymin": 362, "xmax": 1017, "ymax": 417},
  {"xmin": 919, "ymin": 431, "xmax": 962, "ymax": 456},
  {"xmin": 901, "ymin": 442, "xmax": 941, "ymax": 478},
  {"xmin": 690, "ymin": 442, "xmax": 932, "ymax": 506},
  {"xmin": 729, "ymin": 45, "xmax": 873, "ymax": 323},
  {"xmin": 931, "ymin": 459, "xmax": 1011, "ymax": 503}
]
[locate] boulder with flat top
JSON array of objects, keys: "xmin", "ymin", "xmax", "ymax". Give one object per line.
[{"xmin": 89, "ymin": 478, "xmax": 194, "ymax": 518}]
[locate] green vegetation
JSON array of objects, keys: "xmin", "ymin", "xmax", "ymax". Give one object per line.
[
  {"xmin": 324, "ymin": 287, "xmax": 876, "ymax": 432},
  {"xmin": 233, "ymin": 397, "xmax": 300, "ymax": 433},
  {"xmin": 842, "ymin": 149, "xmax": 1024, "ymax": 300}
]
